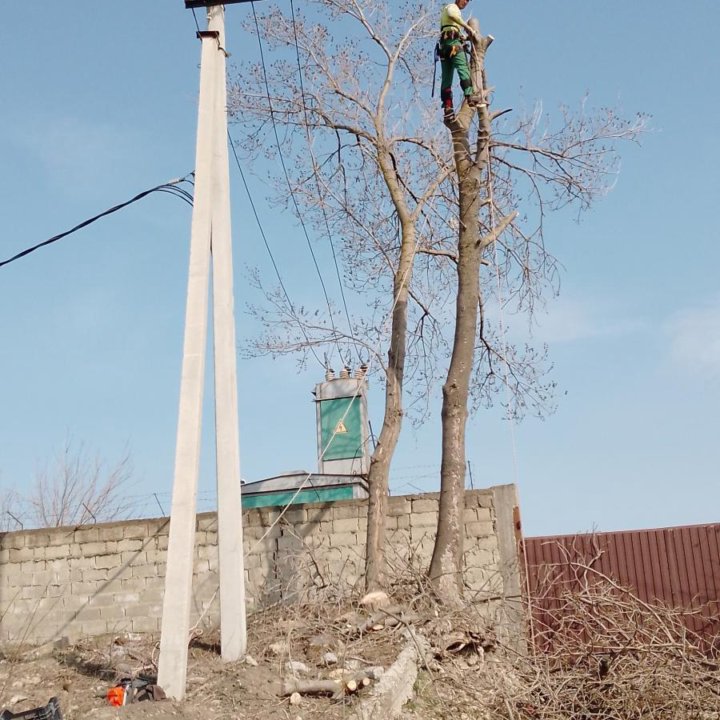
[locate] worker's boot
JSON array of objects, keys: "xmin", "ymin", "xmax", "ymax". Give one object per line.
[{"xmin": 466, "ymin": 93, "xmax": 487, "ymax": 108}]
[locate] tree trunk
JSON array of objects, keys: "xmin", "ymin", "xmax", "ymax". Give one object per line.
[
  {"xmin": 430, "ymin": 22, "xmax": 492, "ymax": 604},
  {"xmin": 429, "ymin": 165, "xmax": 483, "ymax": 602},
  {"xmin": 365, "ymin": 218, "xmax": 415, "ymax": 591}
]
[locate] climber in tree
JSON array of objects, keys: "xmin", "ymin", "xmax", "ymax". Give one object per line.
[{"xmin": 438, "ymin": 0, "xmax": 483, "ymax": 116}]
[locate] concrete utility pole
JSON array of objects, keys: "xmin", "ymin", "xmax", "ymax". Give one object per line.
[{"xmin": 158, "ymin": 2, "xmax": 248, "ymax": 700}]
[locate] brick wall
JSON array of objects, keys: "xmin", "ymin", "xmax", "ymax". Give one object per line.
[{"xmin": 0, "ymin": 486, "xmax": 520, "ymax": 645}]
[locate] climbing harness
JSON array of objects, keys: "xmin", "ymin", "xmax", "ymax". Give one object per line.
[
  {"xmin": 440, "ymin": 25, "xmax": 461, "ymax": 42},
  {"xmin": 434, "ymin": 27, "xmax": 463, "ymax": 98}
]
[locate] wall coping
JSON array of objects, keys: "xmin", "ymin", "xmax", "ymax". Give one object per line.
[{"xmin": 0, "ymin": 487, "xmax": 502, "ymax": 542}]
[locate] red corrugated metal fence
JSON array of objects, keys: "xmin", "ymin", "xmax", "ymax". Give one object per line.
[{"xmin": 523, "ymin": 523, "xmax": 720, "ymax": 650}]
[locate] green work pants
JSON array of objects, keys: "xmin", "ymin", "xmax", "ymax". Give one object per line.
[{"xmin": 440, "ymin": 40, "xmax": 473, "ymax": 107}]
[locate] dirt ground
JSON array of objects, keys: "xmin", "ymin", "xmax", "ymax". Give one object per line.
[
  {"xmin": 7, "ymin": 576, "xmax": 718, "ymax": 720},
  {"xmin": 0, "ymin": 596, "xmax": 451, "ymax": 720}
]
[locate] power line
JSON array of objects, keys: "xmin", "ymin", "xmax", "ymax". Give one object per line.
[
  {"xmin": 0, "ymin": 175, "xmax": 194, "ymax": 270},
  {"xmin": 227, "ymin": 132, "xmax": 324, "ymax": 368},
  {"xmin": 175, "ymin": 7, "xmax": 435, "ymax": 548},
  {"xmin": 242, "ymin": 211, "xmax": 434, "ymax": 556},
  {"xmin": 186, "ymin": 4, "xmax": 324, "ymax": 369},
  {"xmin": 191, "ymin": 7, "xmax": 201, "ymax": 33},
  {"xmin": 288, "ymin": 0, "xmax": 360, "ymax": 363},
  {"xmin": 250, "ymin": 1, "xmax": 345, "ymax": 368}
]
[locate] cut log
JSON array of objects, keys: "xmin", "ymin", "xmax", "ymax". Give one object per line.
[
  {"xmin": 345, "ymin": 672, "xmax": 373, "ymax": 694},
  {"xmin": 356, "ymin": 607, "xmax": 420, "ymax": 634},
  {"xmin": 282, "ymin": 672, "xmax": 374, "ymax": 700},
  {"xmin": 281, "ymin": 678, "xmax": 342, "ymax": 697}
]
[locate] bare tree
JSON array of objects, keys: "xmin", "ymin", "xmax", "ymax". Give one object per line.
[
  {"xmin": 0, "ymin": 485, "xmax": 22, "ymax": 532},
  {"xmin": 428, "ymin": 20, "xmax": 646, "ymax": 602},
  {"xmin": 429, "ymin": 25, "xmax": 513, "ymax": 602},
  {"xmin": 230, "ymin": 0, "xmax": 646, "ymax": 596},
  {"xmin": 231, "ymin": 0, "xmax": 459, "ymax": 590},
  {"xmin": 23, "ymin": 440, "xmax": 135, "ymax": 528}
]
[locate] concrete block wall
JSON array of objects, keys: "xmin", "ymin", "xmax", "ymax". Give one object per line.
[{"xmin": 0, "ymin": 486, "xmax": 521, "ymax": 646}]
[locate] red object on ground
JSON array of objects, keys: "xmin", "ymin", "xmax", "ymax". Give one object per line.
[{"xmin": 106, "ymin": 687, "xmax": 125, "ymax": 707}]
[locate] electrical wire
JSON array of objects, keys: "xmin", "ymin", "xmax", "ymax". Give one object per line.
[
  {"xmin": 191, "ymin": 7, "xmax": 201, "ymax": 33},
  {"xmin": 0, "ymin": 175, "xmax": 194, "ymax": 270},
  {"xmin": 178, "ymin": 7, "xmax": 431, "ymax": 558},
  {"xmin": 188, "ymin": 7, "xmax": 324, "ymax": 367},
  {"xmin": 228, "ymin": 131, "xmax": 324, "ymax": 368},
  {"xmin": 288, "ymin": 0, "xmax": 360, "ymax": 363},
  {"xmin": 250, "ymin": 1, "xmax": 345, "ymax": 368},
  {"xmin": 243, "ymin": 211, "xmax": 433, "ymax": 557}
]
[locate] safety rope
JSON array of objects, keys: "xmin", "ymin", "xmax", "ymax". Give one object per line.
[{"xmin": 485, "ymin": 94, "xmax": 537, "ymax": 651}]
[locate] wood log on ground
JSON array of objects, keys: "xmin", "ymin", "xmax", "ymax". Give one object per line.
[
  {"xmin": 346, "ymin": 676, "xmax": 371, "ymax": 692},
  {"xmin": 281, "ymin": 678, "xmax": 342, "ymax": 697},
  {"xmin": 343, "ymin": 671, "xmax": 373, "ymax": 693},
  {"xmin": 282, "ymin": 671, "xmax": 374, "ymax": 700}
]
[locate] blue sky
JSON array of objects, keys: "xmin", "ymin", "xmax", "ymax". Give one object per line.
[{"xmin": 1, "ymin": 1, "xmax": 718, "ymax": 536}]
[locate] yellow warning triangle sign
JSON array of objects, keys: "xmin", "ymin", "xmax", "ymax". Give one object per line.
[{"xmin": 335, "ymin": 420, "xmax": 348, "ymax": 434}]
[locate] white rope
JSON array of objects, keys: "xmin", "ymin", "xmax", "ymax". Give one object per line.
[
  {"xmin": 486, "ymin": 149, "xmax": 520, "ymax": 488},
  {"xmin": 485, "ymin": 126, "xmax": 537, "ymax": 650}
]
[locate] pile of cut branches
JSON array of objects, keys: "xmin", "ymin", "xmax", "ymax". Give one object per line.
[
  {"xmin": 416, "ymin": 564, "xmax": 720, "ymax": 719},
  {"xmin": 516, "ymin": 565, "xmax": 720, "ymax": 719}
]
